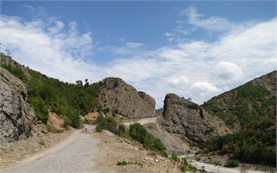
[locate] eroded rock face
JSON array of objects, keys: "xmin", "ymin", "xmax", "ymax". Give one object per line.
[
  {"xmin": 161, "ymin": 93, "xmax": 229, "ymax": 146},
  {"xmin": 0, "ymin": 67, "xmax": 36, "ymax": 142},
  {"xmin": 97, "ymin": 77, "xmax": 156, "ymax": 119}
]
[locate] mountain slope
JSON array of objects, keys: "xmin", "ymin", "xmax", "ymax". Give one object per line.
[
  {"xmin": 0, "ymin": 53, "xmax": 99, "ymax": 128},
  {"xmin": 202, "ymin": 71, "xmax": 276, "ymax": 167},
  {"xmin": 202, "ymin": 71, "xmax": 276, "ymax": 131}
]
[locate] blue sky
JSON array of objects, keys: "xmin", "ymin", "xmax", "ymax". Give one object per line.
[{"xmin": 0, "ymin": 1, "xmax": 276, "ymax": 108}]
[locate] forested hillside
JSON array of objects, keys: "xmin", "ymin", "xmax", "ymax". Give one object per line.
[
  {"xmin": 202, "ymin": 71, "xmax": 276, "ymax": 167},
  {"xmin": 0, "ymin": 53, "xmax": 99, "ymax": 128},
  {"xmin": 202, "ymin": 71, "xmax": 276, "ymax": 130}
]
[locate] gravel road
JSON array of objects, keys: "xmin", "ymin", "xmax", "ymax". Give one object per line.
[
  {"xmin": 1, "ymin": 126, "xmax": 101, "ymax": 173},
  {"xmin": 122, "ymin": 117, "xmax": 157, "ymax": 126}
]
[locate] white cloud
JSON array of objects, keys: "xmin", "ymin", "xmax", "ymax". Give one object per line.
[
  {"xmin": 180, "ymin": 6, "xmax": 237, "ymax": 31},
  {"xmin": 192, "ymin": 81, "xmax": 221, "ymax": 97},
  {"xmin": 170, "ymin": 75, "xmax": 189, "ymax": 85},
  {"xmin": 0, "ymin": 15, "xmax": 101, "ymax": 82},
  {"xmin": 215, "ymin": 61, "xmax": 243, "ymax": 80},
  {"xmin": 101, "ymin": 41, "xmax": 143, "ymax": 55},
  {"xmin": 0, "ymin": 8, "xmax": 275, "ymax": 108}
]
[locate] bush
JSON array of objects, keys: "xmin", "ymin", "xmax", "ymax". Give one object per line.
[
  {"xmin": 29, "ymin": 97, "xmax": 48, "ymax": 123},
  {"xmin": 118, "ymin": 124, "xmax": 126, "ymax": 134},
  {"xmin": 129, "ymin": 123, "xmax": 167, "ymax": 157},
  {"xmin": 181, "ymin": 158, "xmax": 196, "ymax": 172},
  {"xmin": 205, "ymin": 116, "xmax": 276, "ymax": 167},
  {"xmin": 116, "ymin": 160, "xmax": 128, "ymax": 166},
  {"xmin": 96, "ymin": 115, "xmax": 118, "ymax": 134},
  {"xmin": 225, "ymin": 159, "xmax": 239, "ymax": 167},
  {"xmin": 171, "ymin": 151, "xmax": 178, "ymax": 161},
  {"xmin": 1, "ymin": 64, "xmax": 28, "ymax": 83}
]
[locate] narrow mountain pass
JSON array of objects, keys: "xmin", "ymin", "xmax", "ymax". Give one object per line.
[{"xmin": 0, "ymin": 126, "xmax": 101, "ymax": 173}]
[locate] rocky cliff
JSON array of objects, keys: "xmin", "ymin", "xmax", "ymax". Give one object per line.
[
  {"xmin": 0, "ymin": 67, "xmax": 36, "ymax": 142},
  {"xmin": 160, "ymin": 93, "xmax": 229, "ymax": 146},
  {"xmin": 97, "ymin": 77, "xmax": 156, "ymax": 119}
]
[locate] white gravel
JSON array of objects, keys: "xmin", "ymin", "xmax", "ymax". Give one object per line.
[{"xmin": 1, "ymin": 126, "xmax": 101, "ymax": 173}]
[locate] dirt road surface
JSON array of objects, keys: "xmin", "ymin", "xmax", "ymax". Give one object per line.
[
  {"xmin": 0, "ymin": 126, "xmax": 101, "ymax": 173},
  {"xmin": 122, "ymin": 117, "xmax": 157, "ymax": 126}
]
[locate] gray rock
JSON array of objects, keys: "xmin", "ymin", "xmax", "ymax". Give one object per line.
[
  {"xmin": 0, "ymin": 67, "xmax": 36, "ymax": 142},
  {"xmin": 160, "ymin": 93, "xmax": 229, "ymax": 146},
  {"xmin": 97, "ymin": 77, "xmax": 156, "ymax": 119}
]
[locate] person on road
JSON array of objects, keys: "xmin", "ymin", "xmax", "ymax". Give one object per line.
[{"xmin": 84, "ymin": 124, "xmax": 88, "ymax": 132}]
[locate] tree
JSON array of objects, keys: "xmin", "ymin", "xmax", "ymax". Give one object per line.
[
  {"xmin": 84, "ymin": 79, "xmax": 89, "ymax": 87},
  {"xmin": 76, "ymin": 80, "xmax": 83, "ymax": 87}
]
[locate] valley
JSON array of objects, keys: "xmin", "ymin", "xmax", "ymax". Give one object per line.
[{"xmin": 0, "ymin": 52, "xmax": 276, "ymax": 172}]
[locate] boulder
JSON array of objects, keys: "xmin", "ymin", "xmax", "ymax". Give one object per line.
[
  {"xmin": 0, "ymin": 67, "xmax": 36, "ymax": 142},
  {"xmin": 97, "ymin": 77, "xmax": 155, "ymax": 119},
  {"xmin": 161, "ymin": 93, "xmax": 229, "ymax": 146}
]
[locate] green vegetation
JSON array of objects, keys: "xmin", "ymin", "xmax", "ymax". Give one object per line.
[
  {"xmin": 95, "ymin": 117, "xmax": 167, "ymax": 157},
  {"xmin": 1, "ymin": 64, "xmax": 28, "ymax": 83},
  {"xmin": 225, "ymin": 159, "xmax": 239, "ymax": 167},
  {"xmin": 202, "ymin": 73, "xmax": 276, "ymax": 167},
  {"xmin": 129, "ymin": 123, "xmax": 167, "ymax": 157},
  {"xmin": 116, "ymin": 160, "xmax": 128, "ymax": 166},
  {"xmin": 181, "ymin": 158, "xmax": 197, "ymax": 172},
  {"xmin": 171, "ymin": 151, "xmax": 178, "ymax": 161},
  {"xmin": 1, "ymin": 62, "xmax": 100, "ymax": 128},
  {"xmin": 170, "ymin": 152, "xmax": 198, "ymax": 172},
  {"xmin": 96, "ymin": 115, "xmax": 118, "ymax": 133},
  {"xmin": 205, "ymin": 116, "xmax": 276, "ymax": 167},
  {"xmin": 202, "ymin": 82, "xmax": 275, "ymax": 128}
]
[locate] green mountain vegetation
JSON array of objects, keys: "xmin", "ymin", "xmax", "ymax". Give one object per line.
[
  {"xmin": 0, "ymin": 54, "xmax": 99, "ymax": 128},
  {"xmin": 203, "ymin": 75, "xmax": 276, "ymax": 128},
  {"xmin": 96, "ymin": 115, "xmax": 167, "ymax": 157},
  {"xmin": 202, "ymin": 71, "xmax": 276, "ymax": 167},
  {"xmin": 205, "ymin": 115, "xmax": 276, "ymax": 166}
]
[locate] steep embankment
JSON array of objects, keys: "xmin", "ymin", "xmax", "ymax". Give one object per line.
[
  {"xmin": 97, "ymin": 77, "xmax": 156, "ymax": 119},
  {"xmin": 160, "ymin": 93, "xmax": 230, "ymax": 146},
  {"xmin": 0, "ymin": 67, "xmax": 36, "ymax": 142}
]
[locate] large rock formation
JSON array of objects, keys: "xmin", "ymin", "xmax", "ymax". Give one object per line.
[
  {"xmin": 161, "ymin": 93, "xmax": 229, "ymax": 146},
  {"xmin": 0, "ymin": 67, "xmax": 36, "ymax": 142},
  {"xmin": 97, "ymin": 77, "xmax": 156, "ymax": 119}
]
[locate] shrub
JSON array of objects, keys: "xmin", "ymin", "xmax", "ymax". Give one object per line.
[
  {"xmin": 225, "ymin": 159, "xmax": 239, "ymax": 167},
  {"xmin": 116, "ymin": 160, "xmax": 128, "ymax": 166},
  {"xmin": 171, "ymin": 151, "xmax": 178, "ymax": 161},
  {"xmin": 118, "ymin": 124, "xmax": 126, "ymax": 134},
  {"xmin": 129, "ymin": 123, "xmax": 167, "ymax": 157},
  {"xmin": 1, "ymin": 64, "xmax": 28, "ymax": 83},
  {"xmin": 29, "ymin": 97, "xmax": 48, "ymax": 123},
  {"xmin": 181, "ymin": 158, "xmax": 196, "ymax": 172},
  {"xmin": 205, "ymin": 116, "xmax": 276, "ymax": 167},
  {"xmin": 96, "ymin": 115, "xmax": 118, "ymax": 134}
]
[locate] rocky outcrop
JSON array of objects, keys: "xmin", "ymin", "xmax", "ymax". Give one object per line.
[
  {"xmin": 97, "ymin": 77, "xmax": 156, "ymax": 119},
  {"xmin": 0, "ymin": 67, "xmax": 36, "ymax": 142},
  {"xmin": 161, "ymin": 93, "xmax": 229, "ymax": 146}
]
